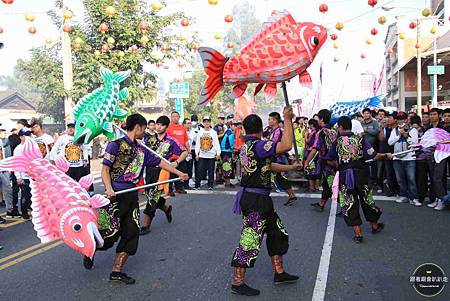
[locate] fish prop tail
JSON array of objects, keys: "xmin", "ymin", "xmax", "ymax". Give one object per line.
[
  {"xmin": 0, "ymin": 139, "xmax": 41, "ymax": 172},
  {"xmin": 100, "ymin": 67, "xmax": 131, "ymax": 84},
  {"xmin": 367, "ymin": 95, "xmax": 383, "ymax": 109},
  {"xmin": 198, "ymin": 47, "xmax": 227, "ymax": 105}
]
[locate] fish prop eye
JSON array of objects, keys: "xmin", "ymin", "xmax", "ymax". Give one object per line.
[
  {"xmin": 310, "ymin": 36, "xmax": 319, "ymax": 48},
  {"xmin": 73, "ymin": 223, "xmax": 82, "ymax": 232},
  {"xmin": 79, "ymin": 122, "xmax": 85, "ymax": 127}
]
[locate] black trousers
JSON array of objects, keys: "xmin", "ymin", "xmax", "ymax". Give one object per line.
[
  {"xmin": 231, "ymin": 192, "xmax": 289, "ymax": 268},
  {"xmin": 321, "ymin": 174, "xmax": 333, "ymax": 201},
  {"xmin": 428, "ymin": 158, "xmax": 448, "ymax": 200},
  {"xmin": 67, "ymin": 166, "xmax": 85, "ymax": 182},
  {"xmin": 19, "ymin": 179, "xmax": 31, "ymax": 214},
  {"xmin": 343, "ymin": 187, "xmax": 382, "ymax": 227},
  {"xmin": 10, "ymin": 173, "xmax": 20, "ymax": 212},
  {"xmin": 187, "ymin": 150, "xmax": 198, "ymax": 180},
  {"xmin": 97, "ymin": 191, "xmax": 140, "ymax": 255},
  {"xmin": 144, "ymin": 167, "xmax": 167, "ymax": 218},
  {"xmin": 377, "ymin": 159, "xmax": 397, "ymax": 193},
  {"xmin": 416, "ymin": 160, "xmax": 433, "ymax": 202},
  {"xmin": 195, "ymin": 158, "xmax": 215, "ymax": 188},
  {"xmin": 172, "ymin": 161, "xmax": 188, "ymax": 190},
  {"xmin": 275, "ymin": 173, "xmax": 292, "ymax": 190}
]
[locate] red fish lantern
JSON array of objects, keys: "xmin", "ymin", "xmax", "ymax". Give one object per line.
[
  {"xmin": 28, "ymin": 26, "xmax": 37, "ymax": 34},
  {"xmin": 330, "ymin": 34, "xmax": 338, "ymax": 40},
  {"xmin": 371, "ymin": 28, "xmax": 378, "ymax": 36},
  {"xmin": 1, "ymin": 0, "xmax": 13, "ymax": 4},
  {"xmin": 368, "ymin": 0, "xmax": 377, "ymax": 8},
  {"xmin": 197, "ymin": 11, "xmax": 328, "ymax": 105},
  {"xmin": 180, "ymin": 18, "xmax": 189, "ymax": 27},
  {"xmin": 227, "ymin": 42, "xmax": 234, "ymax": 49},
  {"xmin": 99, "ymin": 23, "xmax": 108, "ymax": 34},
  {"xmin": 409, "ymin": 22, "xmax": 417, "ymax": 29},
  {"xmin": 224, "ymin": 15, "xmax": 233, "ymax": 23},
  {"xmin": 319, "ymin": 4, "xmax": 328, "ymax": 13}
]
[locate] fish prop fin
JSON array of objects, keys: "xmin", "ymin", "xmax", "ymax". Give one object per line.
[
  {"xmin": 114, "ymin": 108, "xmax": 128, "ymax": 119},
  {"xmin": 367, "ymin": 96, "xmax": 383, "ymax": 109},
  {"xmin": 89, "ymin": 194, "xmax": 110, "ymax": 209},
  {"xmin": 198, "ymin": 47, "xmax": 227, "ymax": 105},
  {"xmin": 0, "ymin": 139, "xmax": 41, "ymax": 172},
  {"xmin": 421, "ymin": 128, "xmax": 450, "ymax": 148},
  {"xmin": 102, "ymin": 121, "xmax": 113, "ymax": 134},
  {"xmin": 54, "ymin": 157, "xmax": 70, "ymax": 172},
  {"xmin": 100, "ymin": 67, "xmax": 131, "ymax": 84},
  {"xmin": 104, "ymin": 130, "xmax": 115, "ymax": 140},
  {"xmin": 264, "ymin": 83, "xmax": 277, "ymax": 102},
  {"xmin": 73, "ymin": 89, "xmax": 102, "ymax": 119},
  {"xmin": 119, "ymin": 88, "xmax": 129, "ymax": 101},
  {"xmin": 299, "ymin": 71, "xmax": 312, "ymax": 86},
  {"xmin": 435, "ymin": 144, "xmax": 450, "ymax": 163},
  {"xmin": 79, "ymin": 174, "xmax": 94, "ymax": 190},
  {"xmin": 254, "ymin": 83, "xmax": 264, "ymax": 96},
  {"xmin": 228, "ymin": 84, "xmax": 247, "ymax": 99}
]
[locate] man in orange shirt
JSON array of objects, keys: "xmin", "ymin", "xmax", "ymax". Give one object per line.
[
  {"xmin": 233, "ymin": 119, "xmax": 245, "ymax": 181},
  {"xmin": 167, "ymin": 111, "xmax": 191, "ymax": 193}
]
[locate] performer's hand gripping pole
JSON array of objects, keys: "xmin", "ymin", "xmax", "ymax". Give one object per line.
[
  {"xmin": 281, "ymin": 82, "xmax": 300, "ymax": 161},
  {"xmin": 113, "ymin": 124, "xmax": 171, "ymax": 165}
]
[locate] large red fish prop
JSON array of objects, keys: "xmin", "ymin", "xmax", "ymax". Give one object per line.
[{"xmin": 198, "ymin": 11, "xmax": 328, "ymax": 105}]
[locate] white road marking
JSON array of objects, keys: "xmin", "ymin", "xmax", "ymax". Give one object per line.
[{"xmin": 312, "ymin": 201, "xmax": 337, "ymax": 301}]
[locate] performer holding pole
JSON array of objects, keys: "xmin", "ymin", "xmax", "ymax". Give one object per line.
[
  {"xmin": 231, "ymin": 107, "xmax": 301, "ymax": 296},
  {"xmin": 83, "ymin": 114, "xmax": 188, "ymax": 285}
]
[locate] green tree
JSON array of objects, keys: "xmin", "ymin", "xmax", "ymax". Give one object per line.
[{"xmin": 14, "ymin": 0, "xmax": 190, "ymax": 122}]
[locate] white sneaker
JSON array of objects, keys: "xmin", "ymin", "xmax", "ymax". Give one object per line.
[
  {"xmin": 434, "ymin": 199, "xmax": 445, "ymax": 211},
  {"xmin": 396, "ymin": 197, "xmax": 408, "ymax": 203},
  {"xmin": 411, "ymin": 199, "xmax": 422, "ymax": 207},
  {"xmin": 377, "ymin": 188, "xmax": 382, "ymax": 193},
  {"xmin": 427, "ymin": 200, "xmax": 438, "ymax": 208}
]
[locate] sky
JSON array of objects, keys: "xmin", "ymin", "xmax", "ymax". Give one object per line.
[{"xmin": 0, "ymin": 0, "xmax": 437, "ymax": 111}]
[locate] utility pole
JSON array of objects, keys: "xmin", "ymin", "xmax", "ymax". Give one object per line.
[
  {"xmin": 416, "ymin": 19, "xmax": 422, "ymax": 117},
  {"xmin": 61, "ymin": 0, "xmax": 74, "ymax": 121},
  {"xmin": 432, "ymin": 35, "xmax": 438, "ymax": 107}
]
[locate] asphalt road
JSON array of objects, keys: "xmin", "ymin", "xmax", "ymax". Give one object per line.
[{"xmin": 0, "ymin": 182, "xmax": 449, "ymax": 301}]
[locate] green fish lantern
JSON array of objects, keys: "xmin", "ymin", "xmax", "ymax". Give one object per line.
[{"xmin": 73, "ymin": 67, "xmax": 131, "ymax": 145}]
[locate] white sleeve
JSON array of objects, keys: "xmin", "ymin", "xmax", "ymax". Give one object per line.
[
  {"xmin": 195, "ymin": 130, "xmax": 201, "ymax": 156},
  {"xmin": 388, "ymin": 129, "xmax": 400, "ymax": 146},
  {"xmin": 407, "ymin": 128, "xmax": 419, "ymax": 145},
  {"xmin": 49, "ymin": 136, "xmax": 64, "ymax": 160},
  {"xmin": 213, "ymin": 131, "xmax": 221, "ymax": 156}
]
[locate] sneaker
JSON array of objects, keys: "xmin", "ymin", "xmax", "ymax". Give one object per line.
[
  {"xmin": 109, "ymin": 272, "xmax": 136, "ymax": 285},
  {"xmin": 371, "ymin": 223, "xmax": 385, "ymax": 234},
  {"xmin": 168, "ymin": 191, "xmax": 176, "ymax": 197},
  {"xmin": 377, "ymin": 188, "xmax": 382, "ymax": 193},
  {"xmin": 193, "ymin": 187, "xmax": 200, "ymax": 190},
  {"xmin": 175, "ymin": 189, "xmax": 187, "ymax": 194},
  {"xmin": 395, "ymin": 197, "xmax": 408, "ymax": 203},
  {"xmin": 310, "ymin": 202, "xmax": 324, "ymax": 212},
  {"xmin": 208, "ymin": 187, "xmax": 213, "ymax": 191},
  {"xmin": 83, "ymin": 254, "xmax": 95, "ymax": 270},
  {"xmin": 5, "ymin": 211, "xmax": 21, "ymax": 218},
  {"xmin": 427, "ymin": 200, "xmax": 439, "ymax": 208},
  {"xmin": 165, "ymin": 205, "xmax": 173, "ymax": 223},
  {"xmin": 274, "ymin": 272, "xmax": 299, "ymax": 284},
  {"xmin": 284, "ymin": 197, "xmax": 297, "ymax": 206},
  {"xmin": 139, "ymin": 226, "xmax": 151, "ymax": 236},
  {"xmin": 353, "ymin": 236, "xmax": 363, "ymax": 244},
  {"xmin": 0, "ymin": 216, "xmax": 6, "ymax": 224},
  {"xmin": 21, "ymin": 213, "xmax": 31, "ymax": 220},
  {"xmin": 434, "ymin": 199, "xmax": 446, "ymax": 211},
  {"xmin": 0, "ymin": 245, "xmax": 3, "ymax": 250},
  {"xmin": 411, "ymin": 199, "xmax": 422, "ymax": 207},
  {"xmin": 231, "ymin": 283, "xmax": 260, "ymax": 296}
]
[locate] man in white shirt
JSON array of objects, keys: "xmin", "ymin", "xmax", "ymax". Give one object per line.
[
  {"xmin": 30, "ymin": 118, "xmax": 54, "ymax": 159},
  {"xmin": 49, "ymin": 120, "xmax": 90, "ymax": 181},
  {"xmin": 0, "ymin": 137, "xmax": 13, "ymax": 222},
  {"xmin": 351, "ymin": 114, "xmax": 364, "ymax": 137},
  {"xmin": 388, "ymin": 112, "xmax": 420, "ymax": 206},
  {"xmin": 188, "ymin": 115, "xmax": 200, "ymax": 181},
  {"xmin": 13, "ymin": 128, "xmax": 33, "ymax": 220},
  {"xmin": 194, "ymin": 116, "xmax": 221, "ymax": 190}
]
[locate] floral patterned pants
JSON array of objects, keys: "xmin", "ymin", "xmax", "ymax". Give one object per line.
[{"xmin": 231, "ymin": 192, "xmax": 289, "ymax": 268}]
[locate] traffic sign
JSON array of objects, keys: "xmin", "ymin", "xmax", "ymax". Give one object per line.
[
  {"xmin": 427, "ymin": 65, "xmax": 445, "ymax": 75},
  {"xmin": 169, "ymin": 82, "xmax": 189, "ymax": 98}
]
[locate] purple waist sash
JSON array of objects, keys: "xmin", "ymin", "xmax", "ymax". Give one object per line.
[{"xmin": 233, "ymin": 187, "xmax": 271, "ymax": 215}]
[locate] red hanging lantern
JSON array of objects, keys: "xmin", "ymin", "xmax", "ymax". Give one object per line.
[
  {"xmin": 415, "ymin": 43, "xmax": 421, "ymax": 49},
  {"xmin": 371, "ymin": 28, "xmax": 378, "ymax": 36},
  {"xmin": 138, "ymin": 21, "xmax": 149, "ymax": 31},
  {"xmin": 2, "ymin": 0, "xmax": 14, "ymax": 4},
  {"xmin": 73, "ymin": 43, "xmax": 81, "ymax": 50},
  {"xmin": 101, "ymin": 44, "xmax": 109, "ymax": 52},
  {"xmin": 161, "ymin": 44, "xmax": 169, "ymax": 52},
  {"xmin": 271, "ymin": 10, "xmax": 279, "ymax": 16},
  {"xmin": 180, "ymin": 18, "xmax": 189, "ymax": 27},
  {"xmin": 227, "ymin": 42, "xmax": 234, "ymax": 49},
  {"xmin": 409, "ymin": 22, "xmax": 417, "ymax": 29},
  {"xmin": 330, "ymin": 34, "xmax": 338, "ymax": 40},
  {"xmin": 224, "ymin": 15, "xmax": 233, "ymax": 23},
  {"xmin": 28, "ymin": 26, "xmax": 37, "ymax": 34},
  {"xmin": 63, "ymin": 24, "xmax": 72, "ymax": 33},
  {"xmin": 319, "ymin": 3, "xmax": 328, "ymax": 13},
  {"xmin": 191, "ymin": 42, "xmax": 199, "ymax": 51},
  {"xmin": 368, "ymin": 0, "xmax": 377, "ymax": 8},
  {"xmin": 130, "ymin": 45, "xmax": 138, "ymax": 53},
  {"xmin": 99, "ymin": 23, "xmax": 109, "ymax": 34},
  {"xmin": 0, "ymin": 27, "xmax": 3, "ymax": 34}
]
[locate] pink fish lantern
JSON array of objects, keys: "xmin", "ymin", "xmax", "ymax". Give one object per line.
[
  {"xmin": 198, "ymin": 10, "xmax": 328, "ymax": 105},
  {"xmin": 0, "ymin": 139, "xmax": 109, "ymax": 259},
  {"xmin": 234, "ymin": 95, "xmax": 257, "ymax": 120}
]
